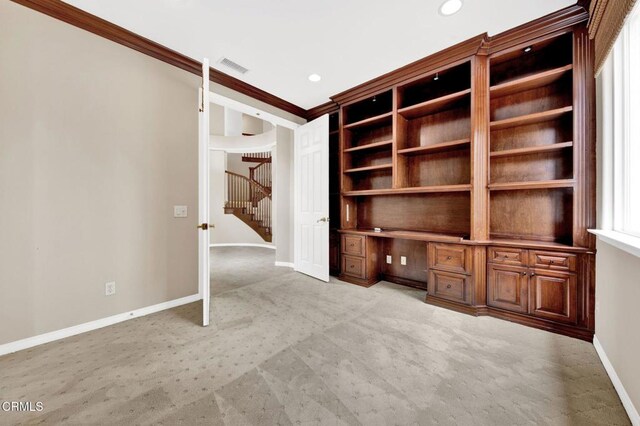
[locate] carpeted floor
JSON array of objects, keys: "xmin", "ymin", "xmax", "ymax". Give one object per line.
[{"xmin": 0, "ymin": 247, "xmax": 630, "ymax": 425}]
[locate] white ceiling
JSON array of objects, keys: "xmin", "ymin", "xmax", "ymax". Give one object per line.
[{"xmin": 63, "ymin": 0, "xmax": 576, "ymax": 110}]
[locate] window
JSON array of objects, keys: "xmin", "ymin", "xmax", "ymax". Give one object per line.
[
  {"xmin": 624, "ymin": 7, "xmax": 640, "ymax": 237},
  {"xmin": 595, "ymin": 2, "xmax": 640, "ymax": 255}
]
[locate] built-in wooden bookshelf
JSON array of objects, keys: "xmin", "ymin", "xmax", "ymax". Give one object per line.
[
  {"xmin": 488, "ymin": 32, "xmax": 575, "ymax": 246},
  {"xmin": 334, "ymin": 11, "xmax": 596, "ymax": 340}
]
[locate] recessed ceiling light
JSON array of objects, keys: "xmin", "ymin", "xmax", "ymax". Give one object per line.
[
  {"xmin": 439, "ymin": 0, "xmax": 463, "ymax": 16},
  {"xmin": 308, "ymin": 73, "xmax": 322, "ymax": 82}
]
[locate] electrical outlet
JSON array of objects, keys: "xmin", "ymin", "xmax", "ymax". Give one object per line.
[
  {"xmin": 386, "ymin": 255, "xmax": 392, "ymax": 264},
  {"xmin": 400, "ymin": 256, "xmax": 407, "ymax": 266},
  {"xmin": 105, "ymin": 281, "xmax": 116, "ymax": 296}
]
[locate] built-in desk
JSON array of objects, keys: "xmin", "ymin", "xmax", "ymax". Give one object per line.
[
  {"xmin": 338, "ymin": 228, "xmax": 466, "ymax": 243},
  {"xmin": 338, "ymin": 229, "xmax": 479, "ymax": 294}
]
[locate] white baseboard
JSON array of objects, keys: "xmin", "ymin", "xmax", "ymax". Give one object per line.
[
  {"xmin": 0, "ymin": 294, "xmax": 201, "ymax": 357},
  {"xmin": 210, "ymin": 243, "xmax": 275, "ymax": 250},
  {"xmin": 594, "ymin": 336, "xmax": 640, "ymax": 425},
  {"xmin": 275, "ymin": 261, "xmax": 294, "ymax": 268}
]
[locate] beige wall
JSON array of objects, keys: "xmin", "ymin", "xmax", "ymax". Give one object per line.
[
  {"xmin": 275, "ymin": 126, "xmax": 295, "ymax": 264},
  {"xmin": 0, "ymin": 2, "xmax": 200, "ymax": 345},
  {"xmin": 594, "ymin": 73, "xmax": 640, "ymax": 416},
  {"xmin": 595, "ymin": 242, "xmax": 640, "ymax": 411}
]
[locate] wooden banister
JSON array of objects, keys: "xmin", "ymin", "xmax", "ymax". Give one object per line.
[{"xmin": 225, "ymin": 171, "xmax": 272, "ymax": 239}]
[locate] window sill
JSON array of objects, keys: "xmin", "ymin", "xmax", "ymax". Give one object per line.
[{"xmin": 588, "ymin": 229, "xmax": 640, "ymax": 258}]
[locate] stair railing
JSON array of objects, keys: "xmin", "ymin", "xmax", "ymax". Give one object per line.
[
  {"xmin": 225, "ymin": 171, "xmax": 271, "ymax": 233},
  {"xmin": 249, "ymin": 161, "xmax": 272, "ymax": 194},
  {"xmin": 242, "ymin": 152, "xmax": 271, "ymax": 162}
]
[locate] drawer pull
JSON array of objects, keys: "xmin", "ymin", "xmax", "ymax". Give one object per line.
[
  {"xmin": 549, "ymin": 260, "xmax": 555, "ymax": 264},
  {"xmin": 350, "ymin": 243, "xmax": 354, "ymax": 247},
  {"xmin": 521, "ymin": 271, "xmax": 527, "ymax": 276},
  {"xmin": 446, "ymin": 256, "xmax": 452, "ymax": 260},
  {"xmin": 446, "ymin": 284, "xmax": 452, "ymax": 289},
  {"xmin": 530, "ymin": 272, "xmax": 535, "ymax": 277},
  {"xmin": 350, "ymin": 265, "xmax": 354, "ymax": 268}
]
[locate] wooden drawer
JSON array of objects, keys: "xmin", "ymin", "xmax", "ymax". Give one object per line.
[
  {"xmin": 428, "ymin": 270, "xmax": 470, "ymax": 305},
  {"xmin": 487, "ymin": 246, "xmax": 528, "ymax": 266},
  {"xmin": 428, "ymin": 243, "xmax": 471, "ymax": 274},
  {"xmin": 342, "ymin": 255, "xmax": 366, "ymax": 279},
  {"xmin": 341, "ymin": 234, "xmax": 365, "ymax": 256},
  {"xmin": 487, "ymin": 264, "xmax": 529, "ymax": 313},
  {"xmin": 529, "ymin": 251, "xmax": 576, "ymax": 272}
]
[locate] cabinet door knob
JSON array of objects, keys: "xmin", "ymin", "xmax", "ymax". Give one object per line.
[
  {"xmin": 530, "ymin": 272, "xmax": 535, "ymax": 277},
  {"xmin": 521, "ymin": 271, "xmax": 527, "ymax": 276},
  {"xmin": 446, "ymin": 256, "xmax": 452, "ymax": 260},
  {"xmin": 549, "ymin": 260, "xmax": 555, "ymax": 264}
]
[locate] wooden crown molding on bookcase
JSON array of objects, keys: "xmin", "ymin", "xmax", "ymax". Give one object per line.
[
  {"xmin": 10, "ymin": 0, "xmax": 307, "ymax": 119},
  {"xmin": 306, "ymin": 101, "xmax": 339, "ymax": 121},
  {"xmin": 487, "ymin": 4, "xmax": 589, "ymax": 54}
]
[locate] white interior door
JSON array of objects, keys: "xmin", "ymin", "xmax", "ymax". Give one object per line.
[
  {"xmin": 198, "ymin": 59, "xmax": 211, "ymax": 326},
  {"xmin": 294, "ymin": 115, "xmax": 330, "ymax": 282}
]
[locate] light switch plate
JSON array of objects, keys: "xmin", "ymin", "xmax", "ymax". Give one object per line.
[
  {"xmin": 400, "ymin": 256, "xmax": 407, "ymax": 266},
  {"xmin": 386, "ymin": 255, "xmax": 392, "ymax": 264},
  {"xmin": 174, "ymin": 205, "xmax": 188, "ymax": 218},
  {"xmin": 105, "ymin": 281, "xmax": 116, "ymax": 296}
]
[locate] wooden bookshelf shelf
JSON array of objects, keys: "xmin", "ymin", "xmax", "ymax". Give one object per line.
[
  {"xmin": 490, "ymin": 65, "xmax": 573, "ymax": 98},
  {"xmin": 490, "ymin": 106, "xmax": 573, "ymax": 131},
  {"xmin": 490, "ymin": 141, "xmax": 573, "ymax": 158},
  {"xmin": 344, "ymin": 140, "xmax": 393, "ymax": 153},
  {"xmin": 343, "ymin": 112, "xmax": 392, "ymax": 130},
  {"xmin": 488, "ymin": 179, "xmax": 575, "ymax": 191},
  {"xmin": 342, "ymin": 184, "xmax": 471, "ymax": 196},
  {"xmin": 398, "ymin": 138, "xmax": 470, "ymax": 156},
  {"xmin": 398, "ymin": 89, "xmax": 471, "ymax": 119},
  {"xmin": 344, "ymin": 163, "xmax": 393, "ymax": 174}
]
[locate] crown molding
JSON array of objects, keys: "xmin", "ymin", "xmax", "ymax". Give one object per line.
[
  {"xmin": 10, "ymin": 0, "xmax": 307, "ymax": 119},
  {"xmin": 11, "ymin": 0, "xmax": 590, "ymax": 121},
  {"xmin": 486, "ymin": 4, "xmax": 589, "ymax": 54},
  {"xmin": 306, "ymin": 101, "xmax": 339, "ymax": 121}
]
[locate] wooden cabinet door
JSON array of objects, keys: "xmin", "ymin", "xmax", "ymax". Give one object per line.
[
  {"xmin": 487, "ymin": 264, "xmax": 529, "ymax": 313},
  {"xmin": 529, "ymin": 270, "xmax": 577, "ymax": 324}
]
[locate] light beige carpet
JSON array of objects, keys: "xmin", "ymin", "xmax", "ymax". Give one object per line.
[{"xmin": 0, "ymin": 247, "xmax": 630, "ymax": 425}]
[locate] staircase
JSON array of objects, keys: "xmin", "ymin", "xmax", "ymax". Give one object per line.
[{"xmin": 224, "ymin": 153, "xmax": 272, "ymax": 242}]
